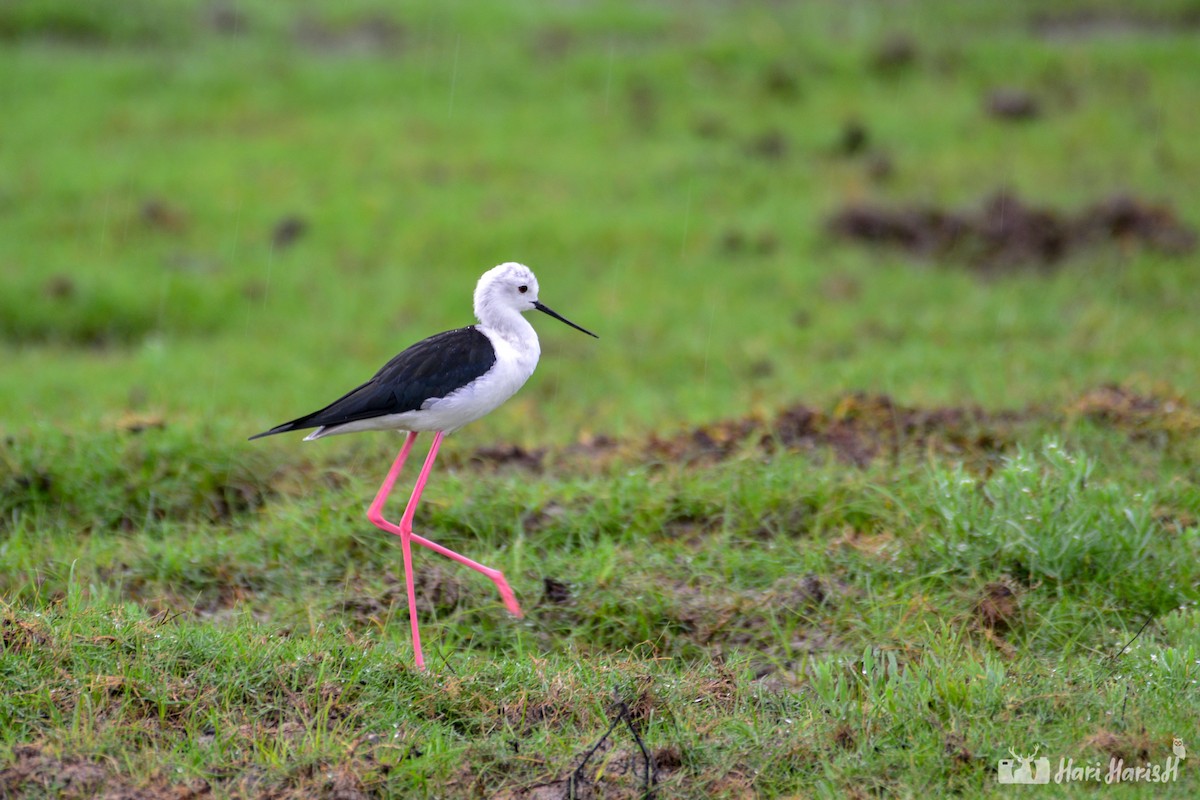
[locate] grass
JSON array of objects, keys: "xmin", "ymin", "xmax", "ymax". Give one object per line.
[{"xmin": 3, "ymin": 0, "xmax": 1200, "ymax": 797}]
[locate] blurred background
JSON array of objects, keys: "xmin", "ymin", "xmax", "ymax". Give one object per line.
[{"xmin": 2, "ymin": 0, "xmax": 1198, "ymax": 447}]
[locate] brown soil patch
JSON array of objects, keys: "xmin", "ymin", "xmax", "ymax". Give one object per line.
[
  {"xmin": 1083, "ymin": 729, "xmax": 1155, "ymax": 765},
  {"xmin": 632, "ymin": 392, "xmax": 1021, "ymax": 470},
  {"xmin": 828, "ymin": 191, "xmax": 1196, "ymax": 273},
  {"xmin": 140, "ymin": 198, "xmax": 189, "ymax": 234},
  {"xmin": 667, "ymin": 575, "xmax": 841, "ymax": 662},
  {"xmin": 973, "ymin": 581, "xmax": 1020, "ymax": 633},
  {"xmin": 270, "ymin": 215, "xmax": 308, "ymax": 250},
  {"xmin": 468, "ymin": 386, "xmax": 1197, "ymax": 476},
  {"xmin": 647, "ymin": 416, "xmax": 763, "ymax": 466},
  {"xmin": 870, "ymin": 33, "xmax": 918, "ymax": 74},
  {"xmin": 1070, "ymin": 384, "xmax": 1200, "ymax": 438},
  {"xmin": 469, "ymin": 443, "xmax": 548, "ymax": 472},
  {"xmin": 541, "ymin": 577, "xmax": 572, "ymax": 605},
  {"xmin": 293, "ymin": 15, "xmax": 406, "ymax": 55},
  {"xmin": 0, "ymin": 745, "xmax": 104, "ymax": 800},
  {"xmin": 528, "ymin": 26, "xmax": 576, "ymax": 61},
  {"xmin": 745, "ymin": 130, "xmax": 789, "ymax": 160},
  {"xmin": 1031, "ymin": 10, "xmax": 1200, "ymax": 40},
  {"xmin": 337, "ymin": 566, "xmax": 469, "ymax": 623},
  {"xmin": 762, "ymin": 62, "xmax": 801, "ymax": 99},
  {"xmin": 767, "ymin": 393, "xmax": 1018, "ymax": 466},
  {"xmin": 502, "ymin": 697, "xmax": 574, "ymax": 737},
  {"xmin": 834, "ymin": 120, "xmax": 869, "ymax": 156},
  {"xmin": 986, "ymin": 88, "xmax": 1040, "ymax": 121},
  {"xmin": 1, "ymin": 608, "xmax": 52, "ymax": 652},
  {"xmin": 466, "ymin": 707, "xmax": 679, "ymax": 800},
  {"xmin": 944, "ymin": 732, "xmax": 973, "ymax": 766},
  {"xmin": 43, "ymin": 273, "xmax": 77, "ymax": 299},
  {"xmin": 718, "ymin": 227, "xmax": 779, "ymax": 257},
  {"xmin": 0, "ymin": 743, "xmax": 210, "ymax": 800},
  {"xmin": 833, "ymin": 723, "xmax": 857, "ymax": 750}
]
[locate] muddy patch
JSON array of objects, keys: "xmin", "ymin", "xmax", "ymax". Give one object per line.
[
  {"xmin": 870, "ymin": 33, "xmax": 918, "ymax": 75},
  {"xmin": 534, "ymin": 571, "xmax": 845, "ymax": 667},
  {"xmin": 1031, "ymin": 10, "xmax": 1200, "ymax": 40},
  {"xmin": 973, "ymin": 581, "xmax": 1020, "ymax": 633},
  {"xmin": 140, "ymin": 197, "xmax": 190, "ymax": 234},
  {"xmin": 528, "ymin": 25, "xmax": 576, "ymax": 61},
  {"xmin": 766, "ymin": 393, "xmax": 1020, "ymax": 467},
  {"xmin": 489, "ymin": 693, "xmax": 667, "ymax": 800},
  {"xmin": 827, "ymin": 191, "xmax": 1196, "ymax": 273},
  {"xmin": 480, "ymin": 387, "xmax": 1197, "ymax": 476},
  {"xmin": 638, "ymin": 393, "xmax": 1021, "ymax": 470},
  {"xmin": 336, "ymin": 566, "xmax": 470, "ymax": 624},
  {"xmin": 762, "ymin": 62, "xmax": 801, "ymax": 100},
  {"xmin": 645, "ymin": 417, "xmax": 763, "ymax": 466},
  {"xmin": 0, "ymin": 746, "xmax": 107, "ymax": 799},
  {"xmin": 541, "ymin": 577, "xmax": 573, "ymax": 605},
  {"xmin": 1083, "ymin": 729, "xmax": 1155, "ymax": 766},
  {"xmin": 270, "ymin": 215, "xmax": 309, "ymax": 250},
  {"xmin": 986, "ymin": 88, "xmax": 1041, "ymax": 121},
  {"xmin": 206, "ymin": 3, "xmax": 250, "ymax": 36},
  {"xmin": 55, "ymin": 387, "xmax": 1183, "ymax": 550},
  {"xmin": 468, "ymin": 443, "xmax": 548, "ymax": 472},
  {"xmin": 0, "ymin": 743, "xmax": 210, "ymax": 800},
  {"xmin": 1, "ymin": 609, "xmax": 52, "ymax": 653},
  {"xmin": 293, "ymin": 14, "xmax": 406, "ymax": 55},
  {"xmin": 833, "ymin": 119, "xmax": 870, "ymax": 156},
  {"xmin": 717, "ymin": 227, "xmax": 779, "ymax": 257},
  {"xmin": 488, "ymin": 743, "xmax": 678, "ymax": 800},
  {"xmin": 1069, "ymin": 384, "xmax": 1200, "ymax": 440},
  {"xmin": 745, "ymin": 129, "xmax": 789, "ymax": 160}
]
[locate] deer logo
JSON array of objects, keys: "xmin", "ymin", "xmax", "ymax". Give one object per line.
[{"xmin": 998, "ymin": 745, "xmax": 1051, "ymax": 784}]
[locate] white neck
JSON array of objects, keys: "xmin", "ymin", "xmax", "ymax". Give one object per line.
[{"xmin": 477, "ymin": 303, "xmax": 539, "ymax": 352}]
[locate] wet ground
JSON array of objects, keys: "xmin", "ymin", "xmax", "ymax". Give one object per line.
[
  {"xmin": 827, "ymin": 192, "xmax": 1197, "ymax": 274},
  {"xmin": 466, "ymin": 385, "xmax": 1199, "ymax": 474}
]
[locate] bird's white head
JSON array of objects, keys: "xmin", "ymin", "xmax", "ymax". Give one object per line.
[
  {"xmin": 473, "ymin": 262, "xmax": 598, "ymax": 338},
  {"xmin": 474, "ymin": 262, "xmax": 541, "ymax": 322}
]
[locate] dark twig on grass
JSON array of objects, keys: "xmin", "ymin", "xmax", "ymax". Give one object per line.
[
  {"xmin": 566, "ymin": 692, "xmax": 658, "ymax": 800},
  {"xmin": 1105, "ymin": 615, "xmax": 1154, "ymax": 667},
  {"xmin": 434, "ymin": 646, "xmax": 459, "ymax": 677},
  {"xmin": 614, "ymin": 691, "xmax": 658, "ymax": 798},
  {"xmin": 1105, "ymin": 615, "xmax": 1155, "ymax": 727},
  {"xmin": 567, "ymin": 713, "xmax": 621, "ymax": 799}
]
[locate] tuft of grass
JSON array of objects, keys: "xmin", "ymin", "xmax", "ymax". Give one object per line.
[
  {"xmin": 1, "ymin": 425, "xmax": 275, "ymax": 533},
  {"xmin": 926, "ymin": 441, "xmax": 1199, "ymax": 613},
  {"xmin": 0, "ymin": 0, "xmax": 195, "ymax": 45}
]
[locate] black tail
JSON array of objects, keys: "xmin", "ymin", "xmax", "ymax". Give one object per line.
[{"xmin": 248, "ymin": 420, "xmax": 310, "ymax": 441}]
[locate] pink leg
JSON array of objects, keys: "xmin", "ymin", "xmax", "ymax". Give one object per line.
[
  {"xmin": 368, "ymin": 431, "xmax": 424, "ymax": 667},
  {"xmin": 366, "ymin": 431, "xmax": 524, "ymax": 670}
]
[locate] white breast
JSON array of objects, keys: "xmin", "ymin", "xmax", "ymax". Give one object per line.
[{"xmin": 419, "ymin": 323, "xmax": 540, "ymax": 432}]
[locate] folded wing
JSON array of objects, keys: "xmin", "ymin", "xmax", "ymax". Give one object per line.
[{"xmin": 249, "ymin": 326, "xmax": 497, "ymax": 439}]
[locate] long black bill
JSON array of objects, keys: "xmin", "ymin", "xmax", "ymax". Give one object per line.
[{"xmin": 534, "ymin": 301, "xmax": 599, "ymax": 338}]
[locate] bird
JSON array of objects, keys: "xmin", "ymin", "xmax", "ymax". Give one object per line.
[{"xmin": 250, "ymin": 262, "xmax": 597, "ymax": 669}]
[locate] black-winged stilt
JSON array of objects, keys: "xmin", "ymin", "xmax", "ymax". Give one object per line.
[{"xmin": 251, "ymin": 262, "xmax": 597, "ymax": 669}]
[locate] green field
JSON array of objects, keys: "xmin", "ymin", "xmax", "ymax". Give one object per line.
[{"xmin": 3, "ymin": 1, "xmax": 1200, "ymax": 797}]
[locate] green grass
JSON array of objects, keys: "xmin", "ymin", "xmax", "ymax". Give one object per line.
[{"xmin": 3, "ymin": 0, "xmax": 1200, "ymax": 797}]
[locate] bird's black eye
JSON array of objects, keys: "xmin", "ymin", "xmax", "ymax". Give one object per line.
[{"xmin": 518, "ymin": 285, "xmax": 528, "ymax": 294}]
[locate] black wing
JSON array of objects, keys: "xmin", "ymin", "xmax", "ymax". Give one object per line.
[{"xmin": 249, "ymin": 326, "xmax": 496, "ymax": 439}]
